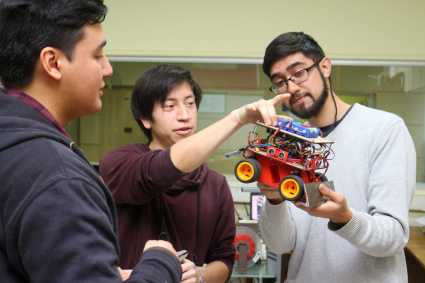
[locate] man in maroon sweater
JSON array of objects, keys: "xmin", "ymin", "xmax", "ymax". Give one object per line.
[{"xmin": 100, "ymin": 64, "xmax": 287, "ymax": 283}]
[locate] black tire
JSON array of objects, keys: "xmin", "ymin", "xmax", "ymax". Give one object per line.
[
  {"xmin": 234, "ymin": 158, "xmax": 262, "ymax": 183},
  {"xmin": 278, "ymin": 175, "xmax": 305, "ymax": 201},
  {"xmin": 314, "ymin": 172, "xmax": 328, "ymax": 182}
]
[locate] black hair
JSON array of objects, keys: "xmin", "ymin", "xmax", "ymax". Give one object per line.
[
  {"xmin": 131, "ymin": 64, "xmax": 203, "ymax": 142},
  {"xmin": 0, "ymin": 0, "xmax": 107, "ymax": 87},
  {"xmin": 263, "ymin": 32, "xmax": 326, "ymax": 78}
]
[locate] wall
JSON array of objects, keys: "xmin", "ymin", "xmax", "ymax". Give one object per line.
[{"xmin": 103, "ymin": 0, "xmax": 425, "ymax": 61}]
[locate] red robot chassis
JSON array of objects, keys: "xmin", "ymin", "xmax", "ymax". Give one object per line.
[{"xmin": 233, "ymin": 121, "xmax": 334, "ymax": 203}]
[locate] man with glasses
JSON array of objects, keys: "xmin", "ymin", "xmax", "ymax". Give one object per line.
[{"xmin": 258, "ymin": 32, "xmax": 416, "ymax": 282}]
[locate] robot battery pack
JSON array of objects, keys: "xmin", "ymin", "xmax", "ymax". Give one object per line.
[{"xmin": 276, "ymin": 119, "xmax": 320, "ymax": 138}]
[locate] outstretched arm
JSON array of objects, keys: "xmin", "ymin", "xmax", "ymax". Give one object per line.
[{"xmin": 171, "ymin": 94, "xmax": 289, "ymax": 173}]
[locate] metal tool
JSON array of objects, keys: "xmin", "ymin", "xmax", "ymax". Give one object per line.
[{"xmin": 177, "ymin": 250, "xmax": 188, "ymax": 262}]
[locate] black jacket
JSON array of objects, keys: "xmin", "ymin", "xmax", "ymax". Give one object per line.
[{"xmin": 0, "ymin": 89, "xmax": 182, "ymax": 282}]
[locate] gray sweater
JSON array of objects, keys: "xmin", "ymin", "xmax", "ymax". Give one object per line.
[{"xmin": 260, "ymin": 104, "xmax": 416, "ymax": 283}]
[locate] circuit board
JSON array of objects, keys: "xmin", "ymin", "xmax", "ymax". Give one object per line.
[{"xmin": 255, "ymin": 122, "xmax": 333, "ymax": 144}]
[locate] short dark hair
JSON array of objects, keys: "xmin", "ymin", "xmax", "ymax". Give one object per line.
[
  {"xmin": 263, "ymin": 32, "xmax": 325, "ymax": 78},
  {"xmin": 131, "ymin": 64, "xmax": 203, "ymax": 142},
  {"xmin": 0, "ymin": 0, "xmax": 107, "ymax": 87}
]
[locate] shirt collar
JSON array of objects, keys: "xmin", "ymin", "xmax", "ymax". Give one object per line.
[
  {"xmin": 319, "ymin": 104, "xmax": 354, "ymax": 137},
  {"xmin": 4, "ymin": 86, "xmax": 70, "ymax": 138}
]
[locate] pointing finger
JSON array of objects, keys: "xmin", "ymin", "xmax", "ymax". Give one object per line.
[{"xmin": 271, "ymin": 93, "xmax": 291, "ymax": 107}]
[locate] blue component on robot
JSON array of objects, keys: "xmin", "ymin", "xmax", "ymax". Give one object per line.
[{"xmin": 276, "ymin": 119, "xmax": 320, "ymax": 138}]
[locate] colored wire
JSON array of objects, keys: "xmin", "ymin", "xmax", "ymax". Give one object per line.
[{"xmin": 243, "ymin": 122, "xmax": 332, "ymax": 182}]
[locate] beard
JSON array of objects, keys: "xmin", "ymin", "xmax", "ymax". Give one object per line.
[{"xmin": 286, "ymin": 76, "xmax": 329, "ymax": 119}]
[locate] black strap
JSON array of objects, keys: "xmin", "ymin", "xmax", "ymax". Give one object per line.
[
  {"xmin": 158, "ymin": 194, "xmax": 166, "ymax": 240},
  {"xmin": 157, "ymin": 187, "xmax": 201, "ymax": 266},
  {"xmin": 193, "ymin": 186, "xmax": 200, "ymax": 266}
]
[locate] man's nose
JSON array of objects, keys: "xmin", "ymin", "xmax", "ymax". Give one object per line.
[
  {"xmin": 286, "ymin": 80, "xmax": 300, "ymax": 93},
  {"xmin": 177, "ymin": 106, "xmax": 190, "ymax": 120},
  {"xmin": 103, "ymin": 57, "xmax": 113, "ymax": 78}
]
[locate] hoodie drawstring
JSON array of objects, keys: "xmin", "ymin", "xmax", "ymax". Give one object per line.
[
  {"xmin": 192, "ymin": 186, "xmax": 200, "ymax": 266},
  {"xmin": 158, "ymin": 194, "xmax": 166, "ymax": 240},
  {"xmin": 158, "ymin": 186, "xmax": 200, "ymax": 267}
]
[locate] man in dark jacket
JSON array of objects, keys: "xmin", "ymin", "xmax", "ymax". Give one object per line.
[{"xmin": 0, "ymin": 1, "xmax": 182, "ymax": 282}]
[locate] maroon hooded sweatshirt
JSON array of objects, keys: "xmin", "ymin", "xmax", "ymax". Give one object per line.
[{"xmin": 99, "ymin": 143, "xmax": 236, "ymax": 277}]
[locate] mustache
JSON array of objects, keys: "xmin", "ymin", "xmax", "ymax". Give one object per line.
[{"xmin": 289, "ymin": 92, "xmax": 313, "ymax": 104}]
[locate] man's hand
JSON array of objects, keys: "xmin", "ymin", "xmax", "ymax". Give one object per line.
[
  {"xmin": 233, "ymin": 93, "xmax": 291, "ymax": 126},
  {"xmin": 118, "ymin": 267, "xmax": 132, "ymax": 281},
  {"xmin": 180, "ymin": 259, "xmax": 198, "ymax": 283},
  {"xmin": 257, "ymin": 182, "xmax": 284, "ymax": 205},
  {"xmin": 294, "ymin": 183, "xmax": 353, "ymax": 226},
  {"xmin": 143, "ymin": 240, "xmax": 178, "ymax": 258}
]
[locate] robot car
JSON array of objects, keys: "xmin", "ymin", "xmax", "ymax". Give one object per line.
[{"xmin": 230, "ymin": 119, "xmax": 334, "ymax": 203}]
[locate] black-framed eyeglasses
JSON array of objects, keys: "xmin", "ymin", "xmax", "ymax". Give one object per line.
[{"xmin": 269, "ymin": 60, "xmax": 322, "ymax": 95}]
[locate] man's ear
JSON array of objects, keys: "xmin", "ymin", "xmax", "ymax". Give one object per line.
[
  {"xmin": 140, "ymin": 117, "xmax": 152, "ymax": 129},
  {"xmin": 320, "ymin": 57, "xmax": 332, "ymax": 78},
  {"xmin": 39, "ymin": 47, "xmax": 65, "ymax": 81}
]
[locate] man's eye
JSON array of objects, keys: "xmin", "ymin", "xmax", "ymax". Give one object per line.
[
  {"xmin": 164, "ymin": 105, "xmax": 174, "ymax": 110},
  {"xmin": 276, "ymin": 80, "xmax": 285, "ymax": 86},
  {"xmin": 293, "ymin": 70, "xmax": 306, "ymax": 78}
]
